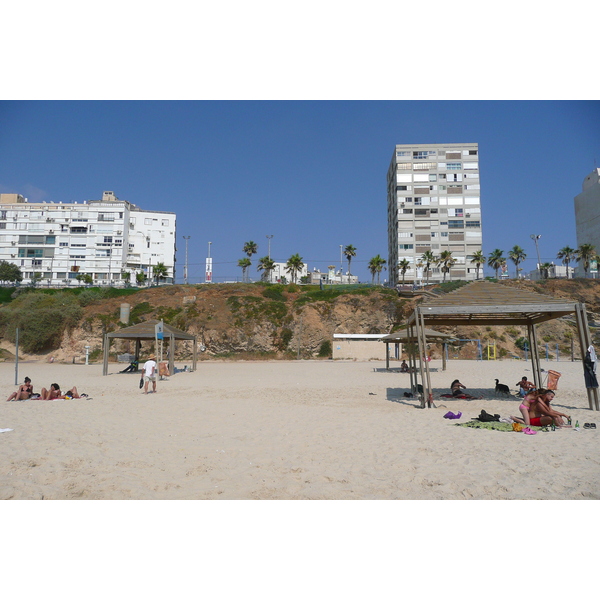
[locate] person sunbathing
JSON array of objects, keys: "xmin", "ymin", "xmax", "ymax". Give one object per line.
[
  {"xmin": 6, "ymin": 377, "xmax": 33, "ymax": 401},
  {"xmin": 451, "ymin": 379, "xmax": 466, "ymax": 396},
  {"xmin": 38, "ymin": 384, "xmax": 83, "ymax": 400},
  {"xmin": 445, "ymin": 379, "xmax": 481, "ymax": 399},
  {"xmin": 39, "ymin": 383, "xmax": 62, "ymax": 400}
]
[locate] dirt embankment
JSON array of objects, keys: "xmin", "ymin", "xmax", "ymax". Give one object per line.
[{"xmin": 4, "ymin": 279, "xmax": 600, "ymax": 363}]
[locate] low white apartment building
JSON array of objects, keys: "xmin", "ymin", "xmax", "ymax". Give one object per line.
[{"xmin": 0, "ymin": 191, "xmax": 176, "ymax": 286}]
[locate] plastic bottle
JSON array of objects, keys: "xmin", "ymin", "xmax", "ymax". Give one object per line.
[
  {"xmin": 568, "ymin": 416, "xmax": 572, "ymax": 426},
  {"xmin": 575, "ymin": 420, "xmax": 579, "ymax": 428}
]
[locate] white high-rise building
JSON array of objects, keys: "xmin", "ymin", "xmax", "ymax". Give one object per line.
[
  {"xmin": 0, "ymin": 191, "xmax": 176, "ymax": 286},
  {"xmin": 574, "ymin": 168, "xmax": 600, "ymax": 278},
  {"xmin": 387, "ymin": 143, "xmax": 483, "ymax": 286}
]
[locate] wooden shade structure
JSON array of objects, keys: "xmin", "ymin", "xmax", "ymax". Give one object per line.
[
  {"xmin": 407, "ymin": 281, "xmax": 599, "ymax": 410},
  {"xmin": 381, "ymin": 328, "xmax": 456, "ymax": 371},
  {"xmin": 103, "ymin": 319, "xmax": 198, "ymax": 376}
]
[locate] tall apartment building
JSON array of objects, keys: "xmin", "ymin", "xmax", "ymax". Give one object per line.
[
  {"xmin": 386, "ymin": 143, "xmax": 483, "ymax": 286},
  {"xmin": 574, "ymin": 168, "xmax": 600, "ymax": 278},
  {"xmin": 0, "ymin": 191, "xmax": 176, "ymax": 286}
]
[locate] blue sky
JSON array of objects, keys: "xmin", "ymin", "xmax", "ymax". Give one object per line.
[{"xmin": 1, "ymin": 101, "xmax": 598, "ymax": 283}]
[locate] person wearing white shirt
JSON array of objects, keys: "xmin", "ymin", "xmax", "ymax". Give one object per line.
[{"xmin": 143, "ymin": 355, "xmax": 157, "ymax": 394}]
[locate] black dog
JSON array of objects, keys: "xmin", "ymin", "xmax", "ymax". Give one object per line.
[{"xmin": 494, "ymin": 379, "xmax": 511, "ymax": 397}]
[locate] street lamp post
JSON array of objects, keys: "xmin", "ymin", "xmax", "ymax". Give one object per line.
[
  {"xmin": 183, "ymin": 235, "xmax": 190, "ymax": 284},
  {"xmin": 205, "ymin": 241, "xmax": 212, "ymax": 283},
  {"xmin": 266, "ymin": 235, "xmax": 273, "ymax": 259},
  {"xmin": 531, "ymin": 234, "xmax": 542, "ymax": 276},
  {"xmin": 340, "ymin": 245, "xmax": 343, "ymax": 284}
]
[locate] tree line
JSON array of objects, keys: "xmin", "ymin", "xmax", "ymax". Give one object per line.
[
  {"xmin": 237, "ymin": 242, "xmax": 388, "ymax": 284},
  {"xmin": 396, "ymin": 243, "xmax": 598, "ymax": 285}
]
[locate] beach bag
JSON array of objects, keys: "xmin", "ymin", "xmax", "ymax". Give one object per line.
[{"xmin": 139, "ymin": 376, "xmax": 144, "ymax": 389}]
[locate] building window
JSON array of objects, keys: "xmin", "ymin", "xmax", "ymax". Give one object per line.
[
  {"xmin": 466, "ymin": 221, "xmax": 481, "ymax": 228},
  {"xmin": 144, "ymin": 218, "xmax": 152, "ymax": 225},
  {"xmin": 402, "ymin": 209, "xmax": 413, "ymax": 214},
  {"xmin": 396, "ymin": 162, "xmax": 412, "ymax": 170},
  {"xmin": 161, "ymin": 219, "xmax": 169, "ymax": 227},
  {"xmin": 448, "ymin": 220, "xmax": 464, "ymax": 228},
  {"xmin": 399, "ymin": 244, "xmax": 414, "ymax": 250},
  {"xmin": 413, "ymin": 162, "xmax": 436, "ymax": 170},
  {"xmin": 60, "ymin": 242, "xmax": 68, "ymax": 247},
  {"xmin": 413, "ymin": 151, "xmax": 436, "ymax": 159},
  {"xmin": 396, "ymin": 151, "xmax": 411, "ymax": 157},
  {"xmin": 447, "ymin": 162, "xmax": 461, "ymax": 170},
  {"xmin": 464, "ymin": 162, "xmax": 479, "ymax": 170},
  {"xmin": 0, "ymin": 223, "xmax": 5, "ymax": 230},
  {"xmin": 104, "ymin": 236, "xmax": 113, "ymax": 244}
]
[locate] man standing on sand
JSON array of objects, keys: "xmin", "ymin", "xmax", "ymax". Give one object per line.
[{"xmin": 143, "ymin": 355, "xmax": 157, "ymax": 394}]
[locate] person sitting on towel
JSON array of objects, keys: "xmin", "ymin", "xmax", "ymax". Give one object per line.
[
  {"xmin": 400, "ymin": 360, "xmax": 409, "ymax": 373},
  {"xmin": 451, "ymin": 379, "xmax": 467, "ymax": 397},
  {"xmin": 516, "ymin": 376, "xmax": 535, "ymax": 397}
]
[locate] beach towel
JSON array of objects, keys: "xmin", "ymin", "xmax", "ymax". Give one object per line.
[
  {"xmin": 0, "ymin": 428, "xmax": 14, "ymax": 433},
  {"xmin": 439, "ymin": 393, "xmax": 483, "ymax": 399},
  {"xmin": 457, "ymin": 421, "xmax": 542, "ymax": 432}
]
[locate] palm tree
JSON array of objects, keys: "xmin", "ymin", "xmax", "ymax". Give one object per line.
[
  {"xmin": 285, "ymin": 253, "xmax": 305, "ymax": 284},
  {"xmin": 136, "ymin": 271, "xmax": 147, "ymax": 286},
  {"xmin": 257, "ymin": 255, "xmax": 275, "ymax": 282},
  {"xmin": 508, "ymin": 245, "xmax": 526, "ymax": 279},
  {"xmin": 577, "ymin": 243, "xmax": 596, "ymax": 278},
  {"xmin": 557, "ymin": 246, "xmax": 577, "ymax": 279},
  {"xmin": 368, "ymin": 254, "xmax": 387, "ymax": 284},
  {"xmin": 470, "ymin": 250, "xmax": 486, "ymax": 280},
  {"xmin": 397, "ymin": 258, "xmax": 410, "ymax": 284},
  {"xmin": 421, "ymin": 250, "xmax": 436, "ymax": 285},
  {"xmin": 487, "ymin": 249, "xmax": 505, "ymax": 280},
  {"xmin": 153, "ymin": 262, "xmax": 168, "ymax": 285},
  {"xmin": 437, "ymin": 250, "xmax": 455, "ymax": 282},
  {"xmin": 539, "ymin": 262, "xmax": 553, "ymax": 279},
  {"xmin": 343, "ymin": 245, "xmax": 357, "ymax": 277},
  {"xmin": 243, "ymin": 241, "xmax": 258, "ymax": 272},
  {"xmin": 238, "ymin": 257, "xmax": 251, "ymax": 282}
]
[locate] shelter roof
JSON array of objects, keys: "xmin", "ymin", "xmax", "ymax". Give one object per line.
[
  {"xmin": 106, "ymin": 319, "xmax": 196, "ymax": 340},
  {"xmin": 381, "ymin": 328, "xmax": 455, "ymax": 342},
  {"xmin": 410, "ymin": 281, "xmax": 578, "ymax": 326}
]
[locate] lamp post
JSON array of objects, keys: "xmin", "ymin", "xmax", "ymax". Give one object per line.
[
  {"xmin": 183, "ymin": 235, "xmax": 190, "ymax": 284},
  {"xmin": 340, "ymin": 245, "xmax": 343, "ymax": 283},
  {"xmin": 530, "ymin": 234, "xmax": 542, "ymax": 276},
  {"xmin": 205, "ymin": 241, "xmax": 212, "ymax": 283},
  {"xmin": 266, "ymin": 235, "xmax": 273, "ymax": 259}
]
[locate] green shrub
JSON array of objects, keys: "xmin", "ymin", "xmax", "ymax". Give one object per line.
[
  {"xmin": 0, "ymin": 292, "xmax": 83, "ymax": 353},
  {"xmin": 317, "ymin": 340, "xmax": 332, "ymax": 357},
  {"xmin": 262, "ymin": 285, "xmax": 286, "ymax": 302}
]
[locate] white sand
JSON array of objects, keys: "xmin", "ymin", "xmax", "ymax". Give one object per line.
[{"xmin": 2, "ymin": 358, "xmax": 600, "ymax": 500}]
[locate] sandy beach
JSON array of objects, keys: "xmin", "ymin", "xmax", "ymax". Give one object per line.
[{"xmin": 1, "ymin": 357, "xmax": 599, "ymax": 500}]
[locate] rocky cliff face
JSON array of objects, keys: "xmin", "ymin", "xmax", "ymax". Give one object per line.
[
  {"xmin": 4, "ymin": 279, "xmax": 600, "ymax": 364},
  {"xmin": 51, "ymin": 284, "xmax": 409, "ymax": 363}
]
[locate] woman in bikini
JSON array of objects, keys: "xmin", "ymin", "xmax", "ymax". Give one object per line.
[
  {"xmin": 6, "ymin": 377, "xmax": 33, "ymax": 401},
  {"xmin": 516, "ymin": 389, "xmax": 538, "ymax": 426}
]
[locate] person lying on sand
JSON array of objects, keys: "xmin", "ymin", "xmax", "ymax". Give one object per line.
[
  {"xmin": 37, "ymin": 384, "xmax": 83, "ymax": 400},
  {"xmin": 6, "ymin": 377, "xmax": 33, "ymax": 401}
]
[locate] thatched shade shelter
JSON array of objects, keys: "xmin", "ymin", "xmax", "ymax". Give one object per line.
[
  {"xmin": 103, "ymin": 319, "xmax": 198, "ymax": 375},
  {"xmin": 381, "ymin": 328, "xmax": 456, "ymax": 371},
  {"xmin": 407, "ymin": 281, "xmax": 599, "ymax": 411}
]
